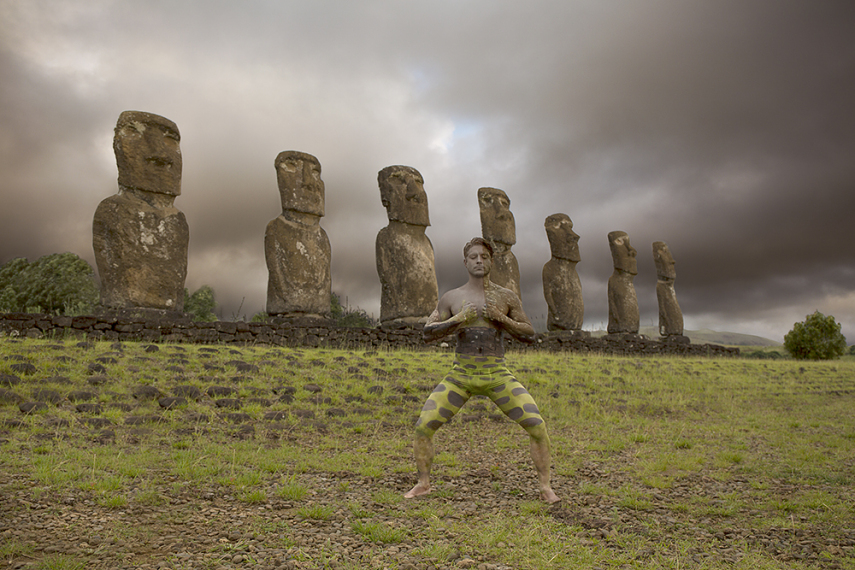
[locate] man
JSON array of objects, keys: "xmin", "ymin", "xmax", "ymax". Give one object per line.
[{"xmin": 404, "ymin": 237, "xmax": 560, "ymax": 503}]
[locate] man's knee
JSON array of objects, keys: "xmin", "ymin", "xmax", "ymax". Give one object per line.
[
  {"xmin": 414, "ymin": 416, "xmax": 444, "ymax": 438},
  {"xmin": 522, "ymin": 419, "xmax": 549, "ymax": 442}
]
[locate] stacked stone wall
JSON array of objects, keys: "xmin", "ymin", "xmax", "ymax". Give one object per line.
[{"xmin": 0, "ymin": 312, "xmax": 738, "ymax": 357}]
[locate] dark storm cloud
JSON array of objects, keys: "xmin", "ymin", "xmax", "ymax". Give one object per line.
[{"xmin": 1, "ymin": 1, "xmax": 853, "ymax": 341}]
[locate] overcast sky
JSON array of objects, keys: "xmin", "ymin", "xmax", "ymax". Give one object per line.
[{"xmin": 2, "ymin": 0, "xmax": 853, "ymax": 342}]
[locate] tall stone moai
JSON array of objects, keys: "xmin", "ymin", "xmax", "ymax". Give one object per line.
[
  {"xmin": 375, "ymin": 165, "xmax": 438, "ymax": 328},
  {"xmin": 542, "ymin": 214, "xmax": 585, "ymax": 332},
  {"xmin": 92, "ymin": 110, "xmax": 189, "ymax": 314},
  {"xmin": 606, "ymin": 230, "xmax": 639, "ymax": 335},
  {"xmin": 264, "ymin": 151, "xmax": 331, "ymax": 321},
  {"xmin": 478, "ymin": 187, "xmax": 521, "ymax": 299},
  {"xmin": 653, "ymin": 241, "xmax": 686, "ymax": 340}
]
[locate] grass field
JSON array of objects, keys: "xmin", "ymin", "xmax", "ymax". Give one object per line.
[{"xmin": 1, "ymin": 337, "xmax": 853, "ymax": 569}]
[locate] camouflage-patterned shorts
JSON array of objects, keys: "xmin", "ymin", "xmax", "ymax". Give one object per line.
[{"xmin": 414, "ymin": 354, "xmax": 545, "ymax": 437}]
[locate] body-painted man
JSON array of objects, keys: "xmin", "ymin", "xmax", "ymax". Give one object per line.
[{"xmin": 404, "ymin": 237, "xmax": 559, "ymax": 503}]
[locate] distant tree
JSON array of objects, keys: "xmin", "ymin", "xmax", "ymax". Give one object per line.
[
  {"xmin": 0, "ymin": 253, "xmax": 98, "ymax": 315},
  {"xmin": 331, "ymin": 292, "xmax": 376, "ymax": 328},
  {"xmin": 184, "ymin": 285, "xmax": 218, "ymax": 322},
  {"xmin": 783, "ymin": 311, "xmax": 847, "ymax": 361}
]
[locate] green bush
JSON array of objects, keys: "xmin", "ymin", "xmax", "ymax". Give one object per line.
[
  {"xmin": 183, "ymin": 285, "xmax": 217, "ymax": 321},
  {"xmin": 743, "ymin": 349, "xmax": 784, "ymax": 360},
  {"xmin": 0, "ymin": 253, "xmax": 98, "ymax": 315},
  {"xmin": 783, "ymin": 311, "xmax": 847, "ymax": 361}
]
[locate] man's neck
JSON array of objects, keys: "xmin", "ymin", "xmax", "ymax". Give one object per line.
[{"xmin": 466, "ymin": 275, "xmax": 488, "ymax": 290}]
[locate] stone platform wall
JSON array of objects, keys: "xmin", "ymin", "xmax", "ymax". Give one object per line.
[{"xmin": 0, "ymin": 312, "xmax": 738, "ymax": 357}]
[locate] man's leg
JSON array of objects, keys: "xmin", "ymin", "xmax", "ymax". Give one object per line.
[
  {"xmin": 487, "ymin": 377, "xmax": 560, "ymax": 503},
  {"xmin": 404, "ymin": 378, "xmax": 470, "ymax": 498},
  {"xmin": 526, "ymin": 422, "xmax": 560, "ymax": 503},
  {"xmin": 404, "ymin": 433, "xmax": 434, "ymax": 498}
]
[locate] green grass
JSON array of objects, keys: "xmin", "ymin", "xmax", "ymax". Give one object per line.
[
  {"xmin": 351, "ymin": 520, "xmax": 407, "ymax": 543},
  {"xmin": 1, "ymin": 338, "xmax": 854, "ymax": 570}
]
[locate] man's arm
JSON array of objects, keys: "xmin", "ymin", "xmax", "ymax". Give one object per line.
[
  {"xmin": 422, "ymin": 295, "xmax": 477, "ymax": 343},
  {"xmin": 484, "ymin": 286, "xmax": 536, "ymax": 343}
]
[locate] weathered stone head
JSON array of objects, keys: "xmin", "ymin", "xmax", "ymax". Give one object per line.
[
  {"xmin": 275, "ymin": 151, "xmax": 325, "ymax": 217},
  {"xmin": 378, "ymin": 165, "xmax": 429, "ymax": 226},
  {"xmin": 653, "ymin": 241, "xmax": 676, "ymax": 281},
  {"xmin": 114, "ymin": 111, "xmax": 182, "ymax": 196},
  {"xmin": 608, "ymin": 231, "xmax": 637, "ymax": 275},
  {"xmin": 545, "ymin": 214, "xmax": 580, "ymax": 262},
  {"xmin": 478, "ymin": 187, "xmax": 516, "ymax": 246}
]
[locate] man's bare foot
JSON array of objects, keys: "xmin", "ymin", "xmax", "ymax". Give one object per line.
[
  {"xmin": 540, "ymin": 488, "xmax": 560, "ymax": 504},
  {"xmin": 404, "ymin": 483, "xmax": 431, "ymax": 498}
]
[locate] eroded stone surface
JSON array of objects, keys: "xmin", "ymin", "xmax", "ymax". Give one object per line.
[
  {"xmin": 265, "ymin": 151, "xmax": 331, "ymax": 320},
  {"xmin": 93, "ymin": 111, "xmax": 188, "ymax": 312},
  {"xmin": 653, "ymin": 241, "xmax": 685, "ymax": 337},
  {"xmin": 375, "ymin": 165, "xmax": 438, "ymax": 328},
  {"xmin": 542, "ymin": 214, "xmax": 584, "ymax": 331},
  {"xmin": 607, "ymin": 231, "xmax": 639, "ymax": 335},
  {"xmin": 478, "ymin": 187, "xmax": 521, "ymax": 299}
]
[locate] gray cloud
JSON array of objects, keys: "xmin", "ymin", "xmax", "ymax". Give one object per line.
[{"xmin": 1, "ymin": 0, "xmax": 853, "ymax": 342}]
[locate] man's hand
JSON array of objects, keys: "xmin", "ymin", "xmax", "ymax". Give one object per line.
[
  {"xmin": 453, "ymin": 301, "xmax": 478, "ymax": 324},
  {"xmin": 483, "ymin": 291, "xmax": 506, "ymax": 325}
]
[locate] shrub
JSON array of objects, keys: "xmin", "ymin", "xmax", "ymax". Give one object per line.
[
  {"xmin": 0, "ymin": 253, "xmax": 98, "ymax": 315},
  {"xmin": 184, "ymin": 285, "xmax": 217, "ymax": 321},
  {"xmin": 783, "ymin": 311, "xmax": 847, "ymax": 361}
]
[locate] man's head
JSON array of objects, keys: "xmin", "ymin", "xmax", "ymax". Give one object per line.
[
  {"xmin": 378, "ymin": 165, "xmax": 430, "ymax": 226},
  {"xmin": 608, "ymin": 231, "xmax": 638, "ymax": 275},
  {"xmin": 652, "ymin": 241, "xmax": 676, "ymax": 280},
  {"xmin": 463, "ymin": 237, "xmax": 493, "ymax": 277},
  {"xmin": 478, "ymin": 187, "xmax": 516, "ymax": 246},
  {"xmin": 275, "ymin": 151, "xmax": 325, "ymax": 217},
  {"xmin": 545, "ymin": 213, "xmax": 580, "ymax": 262},
  {"xmin": 114, "ymin": 111, "xmax": 182, "ymax": 196}
]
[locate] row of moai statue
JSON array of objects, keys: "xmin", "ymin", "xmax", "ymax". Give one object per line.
[{"xmin": 92, "ymin": 111, "xmax": 684, "ymax": 338}]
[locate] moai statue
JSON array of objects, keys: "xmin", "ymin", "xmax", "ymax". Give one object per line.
[
  {"xmin": 92, "ymin": 110, "xmax": 189, "ymax": 314},
  {"xmin": 265, "ymin": 151, "xmax": 331, "ymax": 321},
  {"xmin": 606, "ymin": 231, "xmax": 639, "ymax": 335},
  {"xmin": 478, "ymin": 187, "xmax": 521, "ymax": 299},
  {"xmin": 375, "ymin": 165, "xmax": 438, "ymax": 328},
  {"xmin": 542, "ymin": 214, "xmax": 585, "ymax": 332},
  {"xmin": 653, "ymin": 241, "xmax": 686, "ymax": 339}
]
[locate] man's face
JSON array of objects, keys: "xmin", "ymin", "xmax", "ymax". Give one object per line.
[
  {"xmin": 546, "ymin": 215, "xmax": 580, "ymax": 262},
  {"xmin": 464, "ymin": 244, "xmax": 492, "ymax": 278},
  {"xmin": 114, "ymin": 114, "xmax": 182, "ymax": 196},
  {"xmin": 478, "ymin": 188, "xmax": 516, "ymax": 245},
  {"xmin": 610, "ymin": 233, "xmax": 638, "ymax": 275},
  {"xmin": 277, "ymin": 153, "xmax": 325, "ymax": 216},
  {"xmin": 381, "ymin": 168, "xmax": 429, "ymax": 226}
]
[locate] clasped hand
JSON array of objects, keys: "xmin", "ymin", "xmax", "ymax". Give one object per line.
[{"xmin": 454, "ymin": 295, "xmax": 504, "ymax": 325}]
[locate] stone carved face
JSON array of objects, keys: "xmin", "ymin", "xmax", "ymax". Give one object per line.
[
  {"xmin": 275, "ymin": 151, "xmax": 324, "ymax": 217},
  {"xmin": 377, "ymin": 165, "xmax": 429, "ymax": 226},
  {"xmin": 545, "ymin": 213, "xmax": 580, "ymax": 262},
  {"xmin": 463, "ymin": 243, "xmax": 492, "ymax": 279},
  {"xmin": 114, "ymin": 111, "xmax": 182, "ymax": 196},
  {"xmin": 653, "ymin": 241, "xmax": 676, "ymax": 280},
  {"xmin": 608, "ymin": 231, "xmax": 638, "ymax": 275},
  {"xmin": 478, "ymin": 187, "xmax": 516, "ymax": 246}
]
